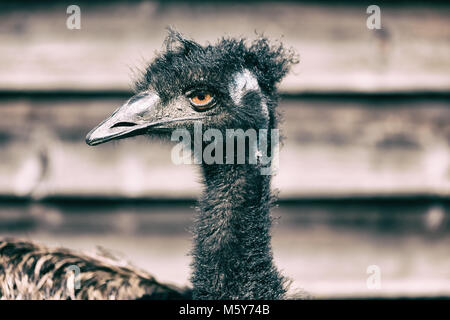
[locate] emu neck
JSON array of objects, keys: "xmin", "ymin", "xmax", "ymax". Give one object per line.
[{"xmin": 191, "ymin": 163, "xmax": 286, "ymax": 299}]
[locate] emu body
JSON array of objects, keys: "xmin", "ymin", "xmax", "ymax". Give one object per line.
[
  {"xmin": 0, "ymin": 30, "xmax": 296, "ymax": 300},
  {"xmin": 0, "ymin": 240, "xmax": 189, "ymax": 299}
]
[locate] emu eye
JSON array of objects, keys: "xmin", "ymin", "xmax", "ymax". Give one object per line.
[{"xmin": 188, "ymin": 92, "xmax": 215, "ymax": 111}]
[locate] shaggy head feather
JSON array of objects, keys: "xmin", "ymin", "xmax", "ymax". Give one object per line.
[{"xmin": 135, "ymin": 29, "xmax": 297, "ymax": 100}]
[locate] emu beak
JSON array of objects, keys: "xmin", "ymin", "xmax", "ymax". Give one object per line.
[
  {"xmin": 86, "ymin": 92, "xmax": 161, "ymax": 146},
  {"xmin": 86, "ymin": 91, "xmax": 207, "ymax": 146}
]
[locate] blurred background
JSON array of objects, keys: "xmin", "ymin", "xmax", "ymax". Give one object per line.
[{"xmin": 0, "ymin": 0, "xmax": 449, "ymax": 298}]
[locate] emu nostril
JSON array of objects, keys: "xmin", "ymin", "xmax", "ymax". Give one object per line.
[{"xmin": 110, "ymin": 122, "xmax": 137, "ymax": 128}]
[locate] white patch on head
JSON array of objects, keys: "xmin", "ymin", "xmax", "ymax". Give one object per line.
[
  {"xmin": 229, "ymin": 69, "xmax": 260, "ymax": 105},
  {"xmin": 229, "ymin": 69, "xmax": 269, "ymax": 121}
]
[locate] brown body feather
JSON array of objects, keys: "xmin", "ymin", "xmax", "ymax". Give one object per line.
[{"xmin": 0, "ymin": 239, "xmax": 190, "ymax": 300}]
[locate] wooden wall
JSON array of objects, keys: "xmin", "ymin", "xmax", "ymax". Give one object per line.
[
  {"xmin": 0, "ymin": 1, "xmax": 448, "ymax": 199},
  {"xmin": 0, "ymin": 0, "xmax": 449, "ymax": 299}
]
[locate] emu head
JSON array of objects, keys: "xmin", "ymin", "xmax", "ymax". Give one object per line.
[{"xmin": 86, "ymin": 30, "xmax": 296, "ymax": 146}]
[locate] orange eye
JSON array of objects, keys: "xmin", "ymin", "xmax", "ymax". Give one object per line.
[{"xmin": 189, "ymin": 92, "xmax": 215, "ymax": 110}]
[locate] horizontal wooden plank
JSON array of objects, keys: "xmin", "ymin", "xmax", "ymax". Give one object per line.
[
  {"xmin": 1, "ymin": 201, "xmax": 449, "ymax": 297},
  {"xmin": 0, "ymin": 2, "xmax": 449, "ymax": 92},
  {"xmin": 0, "ymin": 96, "xmax": 448, "ymax": 198}
]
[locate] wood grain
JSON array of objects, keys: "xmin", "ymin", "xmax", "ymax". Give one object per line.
[
  {"xmin": 0, "ymin": 2, "xmax": 449, "ymax": 92},
  {"xmin": 1, "ymin": 96, "xmax": 448, "ymax": 198}
]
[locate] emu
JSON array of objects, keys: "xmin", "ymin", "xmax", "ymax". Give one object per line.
[{"xmin": 0, "ymin": 30, "xmax": 297, "ymax": 300}]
